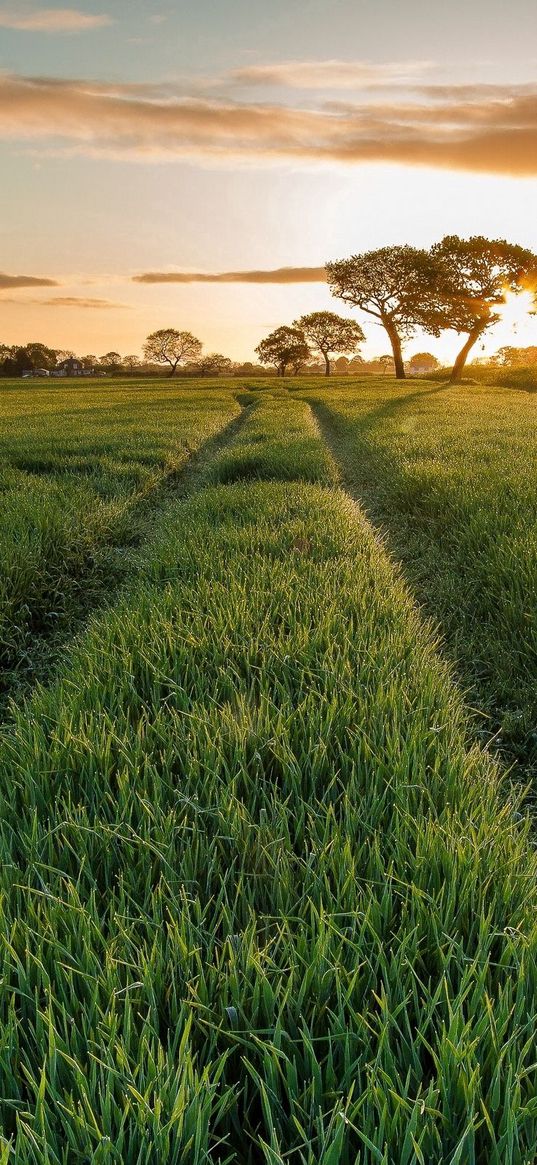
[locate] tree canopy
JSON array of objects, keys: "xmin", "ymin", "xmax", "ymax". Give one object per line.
[
  {"xmin": 122, "ymin": 354, "xmax": 141, "ymax": 371},
  {"xmin": 194, "ymin": 353, "xmax": 233, "ymax": 377},
  {"xmin": 143, "ymin": 329, "xmax": 202, "ymax": 377},
  {"xmin": 100, "ymin": 352, "xmax": 122, "ymax": 373},
  {"xmin": 326, "ymin": 245, "xmax": 435, "ymax": 379},
  {"xmin": 255, "ymin": 326, "xmax": 310, "ymax": 377},
  {"xmin": 294, "ymin": 311, "xmax": 364, "ymax": 376},
  {"xmin": 496, "ymin": 345, "xmax": 537, "ymax": 367},
  {"xmin": 408, "ymin": 351, "xmax": 440, "ymax": 373},
  {"xmin": 429, "ymin": 235, "xmax": 537, "ymax": 383}
]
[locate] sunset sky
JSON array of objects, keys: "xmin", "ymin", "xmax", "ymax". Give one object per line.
[{"xmin": 1, "ymin": 0, "xmax": 537, "ymax": 362}]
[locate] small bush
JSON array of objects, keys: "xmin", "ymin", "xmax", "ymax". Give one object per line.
[{"xmin": 494, "ymin": 365, "xmax": 537, "ymax": 391}]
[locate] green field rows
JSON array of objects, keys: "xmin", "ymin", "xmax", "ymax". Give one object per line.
[
  {"xmin": 0, "ymin": 385, "xmax": 536, "ymax": 1162},
  {"xmin": 0, "ymin": 384, "xmax": 240, "ymax": 701},
  {"xmin": 303, "ymin": 379, "xmax": 537, "ymax": 773}
]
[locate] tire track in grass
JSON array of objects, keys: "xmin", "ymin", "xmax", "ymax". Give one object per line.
[
  {"xmin": 0, "ymin": 394, "xmax": 258, "ymax": 717},
  {"xmin": 304, "ymin": 394, "xmax": 465, "ymax": 691},
  {"xmin": 306, "ymin": 396, "xmax": 466, "ymax": 640},
  {"xmin": 306, "ymin": 394, "xmax": 531, "ymax": 785},
  {"xmin": 306, "ymin": 396, "xmax": 416, "ymax": 563},
  {"xmin": 145, "ymin": 391, "xmax": 259, "ymax": 500}
]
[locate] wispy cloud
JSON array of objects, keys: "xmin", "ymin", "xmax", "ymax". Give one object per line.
[
  {"xmin": 229, "ymin": 59, "xmax": 436, "ymax": 89},
  {"xmin": 1, "ymin": 72, "xmax": 537, "ymax": 176},
  {"xmin": 0, "ymin": 271, "xmax": 59, "ymax": 289},
  {"xmin": 1, "ymin": 294, "xmax": 127, "ymax": 307},
  {"xmin": 41, "ymin": 295, "xmax": 127, "ymax": 307},
  {"xmin": 133, "ymin": 267, "xmax": 326, "ymax": 284},
  {"xmin": 0, "ymin": 8, "xmax": 113, "ymax": 32}
]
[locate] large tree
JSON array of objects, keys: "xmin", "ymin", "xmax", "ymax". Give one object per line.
[
  {"xmin": 430, "ymin": 236, "xmax": 536, "ymax": 384},
  {"xmin": 143, "ymin": 328, "xmax": 202, "ymax": 377},
  {"xmin": 326, "ymin": 245, "xmax": 434, "ymax": 379},
  {"xmin": 255, "ymin": 326, "xmax": 310, "ymax": 377},
  {"xmin": 3, "ymin": 346, "xmax": 34, "ymax": 376},
  {"xmin": 294, "ymin": 311, "xmax": 364, "ymax": 376},
  {"xmin": 25, "ymin": 342, "xmax": 59, "ymax": 371}
]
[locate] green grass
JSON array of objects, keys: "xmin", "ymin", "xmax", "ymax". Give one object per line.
[
  {"xmin": 207, "ymin": 395, "xmax": 335, "ymax": 484},
  {"xmin": 0, "ymin": 381, "xmax": 241, "ymax": 697},
  {"xmin": 0, "ymin": 392, "xmax": 536, "ymax": 1161},
  {"xmin": 425, "ymin": 365, "xmax": 537, "ymax": 392},
  {"xmin": 302, "ymin": 378, "xmax": 537, "ymax": 772}
]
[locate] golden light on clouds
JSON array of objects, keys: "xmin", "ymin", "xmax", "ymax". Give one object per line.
[
  {"xmin": 1, "ymin": 72, "xmax": 537, "ymax": 175},
  {"xmin": 133, "ymin": 268, "xmax": 326, "ymax": 285},
  {"xmin": 229, "ymin": 59, "xmax": 436, "ymax": 88},
  {"xmin": 0, "ymin": 271, "xmax": 59, "ymax": 288}
]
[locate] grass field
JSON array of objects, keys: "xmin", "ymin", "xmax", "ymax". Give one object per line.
[
  {"xmin": 302, "ymin": 378, "xmax": 537, "ymax": 775},
  {"xmin": 0, "ymin": 377, "xmax": 536, "ymax": 1162},
  {"xmin": 0, "ymin": 382, "xmax": 240, "ymax": 702}
]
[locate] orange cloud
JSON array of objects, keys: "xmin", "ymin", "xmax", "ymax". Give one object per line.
[
  {"xmin": 0, "ymin": 296, "xmax": 125, "ymax": 307},
  {"xmin": 1, "ymin": 73, "xmax": 537, "ymax": 176},
  {"xmin": 41, "ymin": 296, "xmax": 127, "ymax": 307},
  {"xmin": 133, "ymin": 267, "xmax": 326, "ymax": 284},
  {"xmin": 0, "ymin": 272, "xmax": 59, "ymax": 288},
  {"xmin": 0, "ymin": 8, "xmax": 112, "ymax": 31},
  {"xmin": 229, "ymin": 59, "xmax": 436, "ymax": 89}
]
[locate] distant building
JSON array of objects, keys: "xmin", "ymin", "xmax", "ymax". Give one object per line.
[
  {"xmin": 52, "ymin": 357, "xmax": 86, "ymax": 377},
  {"xmin": 22, "ymin": 368, "xmax": 50, "ymax": 378},
  {"xmin": 408, "ymin": 353, "xmax": 440, "ymax": 376}
]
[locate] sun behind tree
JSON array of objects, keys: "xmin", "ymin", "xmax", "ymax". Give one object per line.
[{"xmin": 429, "ymin": 236, "xmax": 537, "ymax": 383}]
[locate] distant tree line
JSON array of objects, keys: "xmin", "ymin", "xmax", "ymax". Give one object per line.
[
  {"xmin": 4, "ymin": 336, "xmax": 527, "ymax": 384},
  {"xmin": 494, "ymin": 345, "xmax": 537, "ymax": 367},
  {"xmin": 0, "ymin": 344, "xmax": 137, "ymax": 377},
  {"xmin": 0, "ymin": 343, "xmax": 73, "ymax": 377},
  {"xmin": 0, "ymin": 340, "xmax": 266, "ymax": 380}
]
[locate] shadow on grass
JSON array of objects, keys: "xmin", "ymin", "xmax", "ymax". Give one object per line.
[{"xmin": 307, "ymin": 389, "xmax": 537, "ymax": 782}]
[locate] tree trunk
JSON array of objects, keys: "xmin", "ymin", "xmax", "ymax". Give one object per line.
[
  {"xmin": 384, "ymin": 321, "xmax": 405, "ymax": 379},
  {"xmin": 323, "ymin": 352, "xmax": 330, "ymax": 376},
  {"xmin": 449, "ymin": 327, "xmax": 483, "ymax": 384}
]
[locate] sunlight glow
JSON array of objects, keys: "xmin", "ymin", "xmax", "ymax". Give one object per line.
[{"xmin": 494, "ymin": 289, "xmax": 536, "ymax": 345}]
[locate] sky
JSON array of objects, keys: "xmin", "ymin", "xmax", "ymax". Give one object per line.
[{"xmin": 1, "ymin": 0, "xmax": 537, "ymax": 363}]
